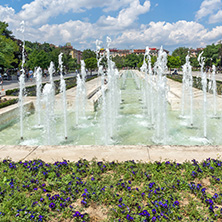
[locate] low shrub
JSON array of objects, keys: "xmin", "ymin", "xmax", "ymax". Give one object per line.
[{"xmin": 0, "ymin": 98, "xmax": 18, "ymax": 109}]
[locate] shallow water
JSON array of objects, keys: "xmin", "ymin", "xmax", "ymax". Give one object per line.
[{"xmin": 0, "ymin": 71, "xmax": 221, "ymax": 146}]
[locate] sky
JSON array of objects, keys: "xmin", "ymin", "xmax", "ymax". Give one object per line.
[{"xmin": 0, "ymin": 0, "xmax": 222, "ymax": 52}]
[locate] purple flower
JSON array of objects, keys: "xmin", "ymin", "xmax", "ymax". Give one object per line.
[
  {"xmin": 174, "ymin": 201, "xmax": 179, "ymax": 206},
  {"xmin": 152, "ymin": 209, "xmax": 156, "ymax": 214},
  {"xmin": 73, "ymin": 211, "xmax": 81, "ymax": 217},
  {"xmin": 152, "ymin": 216, "xmax": 156, "ymax": 221},
  {"xmin": 126, "ymin": 214, "xmax": 134, "ymax": 221},
  {"xmin": 49, "ymin": 202, "xmax": 55, "ymax": 209}
]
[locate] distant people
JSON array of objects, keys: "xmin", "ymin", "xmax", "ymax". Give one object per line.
[
  {"xmin": 26, "ymin": 69, "xmax": 29, "ymax": 80},
  {"xmin": 172, "ymin": 69, "xmax": 178, "ymax": 75},
  {"xmin": 0, "ymin": 73, "xmax": 3, "ymax": 90},
  {"xmin": 43, "ymin": 69, "xmax": 48, "ymax": 78},
  {"xmin": 17, "ymin": 70, "xmax": 20, "ymax": 80},
  {"xmin": 29, "ymin": 69, "xmax": 33, "ymax": 82}
]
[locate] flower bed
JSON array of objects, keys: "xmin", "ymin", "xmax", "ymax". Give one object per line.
[{"xmin": 0, "ymin": 158, "xmax": 222, "ymax": 221}]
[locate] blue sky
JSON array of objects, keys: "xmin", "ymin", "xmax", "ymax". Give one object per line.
[{"xmin": 0, "ymin": 0, "xmax": 222, "ymax": 52}]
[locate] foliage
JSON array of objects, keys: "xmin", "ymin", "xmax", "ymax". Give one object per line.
[
  {"xmin": 172, "ymin": 47, "xmax": 189, "ymax": 65},
  {"xmin": 0, "ymin": 21, "xmax": 19, "ymax": 69},
  {"xmin": 26, "ymin": 50, "xmax": 50, "ymax": 70},
  {"xmin": 203, "ymin": 43, "xmax": 221, "ymax": 66},
  {"xmin": 167, "ymin": 55, "xmax": 181, "ymax": 68},
  {"xmin": 0, "ymin": 98, "xmax": 18, "ymax": 109},
  {"xmin": 190, "ymin": 57, "xmax": 199, "ymax": 68},
  {"xmin": 84, "ymin": 57, "xmax": 97, "ymax": 73},
  {"xmin": 167, "ymin": 74, "xmax": 222, "ymax": 95},
  {"xmin": 124, "ymin": 53, "xmax": 140, "ymax": 68},
  {"xmin": 82, "ymin": 49, "xmax": 96, "ymax": 60},
  {"xmin": 1, "ymin": 158, "xmax": 222, "ymax": 221},
  {"xmin": 112, "ymin": 54, "xmax": 150, "ymax": 69},
  {"xmin": 112, "ymin": 55, "xmax": 125, "ymax": 69}
]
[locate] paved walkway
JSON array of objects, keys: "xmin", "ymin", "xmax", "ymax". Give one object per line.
[
  {"xmin": 1, "ymin": 70, "xmax": 222, "ymax": 163},
  {"xmin": 0, "ymin": 145, "xmax": 222, "ymax": 163}
]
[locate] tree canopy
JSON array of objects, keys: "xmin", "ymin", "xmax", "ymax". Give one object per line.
[
  {"xmin": 0, "ymin": 21, "xmax": 18, "ymax": 70},
  {"xmin": 82, "ymin": 49, "xmax": 96, "ymax": 60},
  {"xmin": 85, "ymin": 57, "xmax": 97, "ymax": 73}
]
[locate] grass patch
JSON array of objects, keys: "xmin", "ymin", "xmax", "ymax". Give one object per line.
[
  {"xmin": 5, "ymin": 75, "xmax": 98, "ymax": 97},
  {"xmin": 0, "ymin": 158, "xmax": 222, "ymax": 221},
  {"xmin": 167, "ymin": 74, "xmax": 222, "ymax": 95},
  {"xmin": 0, "ymin": 98, "xmax": 18, "ymax": 109}
]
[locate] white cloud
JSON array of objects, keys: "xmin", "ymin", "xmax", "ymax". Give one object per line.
[
  {"xmin": 97, "ymin": 0, "xmax": 150, "ymax": 30},
  {"xmin": 0, "ymin": 5, "xmax": 17, "ymax": 24},
  {"xmin": 14, "ymin": 0, "xmax": 141, "ymax": 26},
  {"xmin": 195, "ymin": 0, "xmax": 222, "ymax": 21},
  {"xmin": 1, "ymin": 1, "xmax": 222, "ymax": 51},
  {"xmin": 38, "ymin": 20, "xmax": 98, "ymax": 47},
  {"xmin": 202, "ymin": 25, "xmax": 222, "ymax": 41},
  {"xmin": 113, "ymin": 21, "xmax": 222, "ymax": 50},
  {"xmin": 209, "ymin": 10, "xmax": 222, "ymax": 23}
]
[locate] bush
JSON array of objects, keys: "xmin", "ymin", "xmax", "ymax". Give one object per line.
[{"xmin": 0, "ymin": 98, "xmax": 18, "ymax": 109}]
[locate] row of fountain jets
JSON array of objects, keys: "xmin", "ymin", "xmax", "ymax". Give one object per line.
[{"xmin": 18, "ymin": 30, "xmax": 217, "ymax": 144}]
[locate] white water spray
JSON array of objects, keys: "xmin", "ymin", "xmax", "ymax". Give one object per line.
[
  {"xmin": 198, "ymin": 51, "xmax": 207, "ymax": 138},
  {"xmin": 59, "ymin": 53, "xmax": 68, "ymax": 140},
  {"xmin": 18, "ymin": 21, "xmax": 26, "ymax": 140},
  {"xmin": 153, "ymin": 46, "xmax": 168, "ymax": 143},
  {"xmin": 75, "ymin": 60, "xmax": 87, "ymax": 125},
  {"xmin": 35, "ymin": 67, "xmax": 42, "ymax": 126},
  {"xmin": 181, "ymin": 54, "xmax": 193, "ymax": 126}
]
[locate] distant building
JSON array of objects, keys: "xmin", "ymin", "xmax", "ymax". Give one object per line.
[
  {"xmin": 189, "ymin": 48, "xmax": 204, "ymax": 57},
  {"xmin": 133, "ymin": 48, "xmax": 169, "ymax": 57},
  {"xmin": 70, "ymin": 49, "xmax": 82, "ymax": 64},
  {"xmin": 98, "ymin": 47, "xmax": 169, "ymax": 58},
  {"xmin": 60, "ymin": 43, "xmax": 82, "ymax": 64}
]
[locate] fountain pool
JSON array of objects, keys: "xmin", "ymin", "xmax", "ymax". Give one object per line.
[{"xmin": 0, "ymin": 70, "xmax": 222, "ymax": 146}]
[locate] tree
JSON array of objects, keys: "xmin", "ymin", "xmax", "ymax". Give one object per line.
[
  {"xmin": 62, "ymin": 53, "xmax": 78, "ymax": 73},
  {"xmin": 84, "ymin": 57, "xmax": 97, "ymax": 74},
  {"xmin": 0, "ymin": 21, "xmax": 18, "ymax": 70},
  {"xmin": 219, "ymin": 41, "xmax": 222, "ymax": 67},
  {"xmin": 151, "ymin": 56, "xmax": 157, "ymax": 67},
  {"xmin": 167, "ymin": 56, "xmax": 181, "ymax": 69},
  {"xmin": 0, "ymin": 21, "xmax": 13, "ymax": 39},
  {"xmin": 82, "ymin": 49, "xmax": 96, "ymax": 60},
  {"xmin": 190, "ymin": 57, "xmax": 199, "ymax": 68},
  {"xmin": 172, "ymin": 47, "xmax": 189, "ymax": 65},
  {"xmin": 124, "ymin": 53, "xmax": 139, "ymax": 68},
  {"xmin": 112, "ymin": 55, "xmax": 125, "ymax": 69},
  {"xmin": 26, "ymin": 49, "xmax": 50, "ymax": 70},
  {"xmin": 50, "ymin": 47, "xmax": 61, "ymax": 69},
  {"xmin": 203, "ymin": 43, "xmax": 220, "ymax": 66}
]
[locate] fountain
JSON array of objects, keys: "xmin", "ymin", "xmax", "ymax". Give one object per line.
[
  {"xmin": 1, "ymin": 39, "xmax": 222, "ymax": 146},
  {"xmin": 58, "ymin": 53, "xmax": 68, "ymax": 140},
  {"xmin": 75, "ymin": 60, "xmax": 86, "ymax": 126},
  {"xmin": 209, "ymin": 65, "xmax": 217, "ymax": 117},
  {"xmin": 18, "ymin": 21, "xmax": 26, "ymax": 140},
  {"xmin": 42, "ymin": 83, "xmax": 56, "ymax": 145},
  {"xmin": 181, "ymin": 53, "xmax": 193, "ymax": 126},
  {"xmin": 153, "ymin": 46, "xmax": 168, "ymax": 143},
  {"xmin": 198, "ymin": 51, "xmax": 207, "ymax": 138},
  {"xmin": 34, "ymin": 67, "xmax": 42, "ymax": 126}
]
